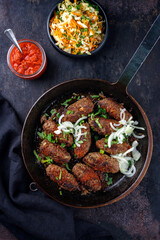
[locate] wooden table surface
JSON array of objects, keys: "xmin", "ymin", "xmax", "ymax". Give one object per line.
[{"xmin": 0, "ymin": 0, "xmax": 160, "ymax": 239}]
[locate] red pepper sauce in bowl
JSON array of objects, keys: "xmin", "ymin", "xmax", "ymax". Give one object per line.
[
  {"xmin": 10, "ymin": 42, "xmax": 42, "ymax": 75},
  {"xmin": 7, "ymin": 39, "xmax": 47, "ymax": 80}
]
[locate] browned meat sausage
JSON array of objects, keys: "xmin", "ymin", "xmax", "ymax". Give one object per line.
[
  {"xmin": 96, "ymin": 139, "xmax": 131, "ymax": 155},
  {"xmin": 88, "ymin": 117, "xmax": 120, "ymax": 135},
  {"xmin": 98, "ymin": 98, "xmax": 132, "ymax": 121},
  {"xmin": 43, "ymin": 120, "xmax": 73, "ymax": 147},
  {"xmin": 40, "ymin": 115, "xmax": 47, "ymax": 124},
  {"xmin": 46, "ymin": 164, "xmax": 80, "ymax": 191},
  {"xmin": 74, "ymin": 122, "xmax": 91, "ymax": 159},
  {"xmin": 83, "ymin": 152, "xmax": 119, "ymax": 173},
  {"xmin": 96, "ymin": 171, "xmax": 111, "ymax": 190},
  {"xmin": 63, "ymin": 97, "xmax": 94, "ymax": 123},
  {"xmin": 72, "ymin": 163, "xmax": 101, "ymax": 192},
  {"xmin": 39, "ymin": 139, "xmax": 71, "ymax": 164}
]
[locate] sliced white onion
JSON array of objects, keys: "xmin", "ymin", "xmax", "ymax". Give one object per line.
[
  {"xmin": 124, "ymin": 125, "xmax": 134, "ymax": 135},
  {"xmin": 58, "ymin": 114, "xmax": 64, "ymax": 125},
  {"xmin": 132, "ymin": 140, "xmax": 141, "ymax": 161},
  {"xmin": 110, "ymin": 122, "xmax": 118, "ymax": 131},
  {"xmin": 120, "ymin": 108, "xmax": 126, "ymax": 121},
  {"xmin": 75, "ymin": 116, "xmax": 87, "ymax": 126},
  {"xmin": 62, "ymin": 121, "xmax": 74, "ymax": 128},
  {"xmin": 122, "ymin": 146, "xmax": 134, "ymax": 156},
  {"xmin": 54, "ymin": 129, "xmax": 61, "ymax": 134},
  {"xmin": 132, "ymin": 132, "xmax": 145, "ymax": 139}
]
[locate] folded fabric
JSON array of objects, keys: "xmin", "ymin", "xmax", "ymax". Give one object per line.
[{"xmin": 0, "ymin": 95, "xmax": 113, "ymax": 240}]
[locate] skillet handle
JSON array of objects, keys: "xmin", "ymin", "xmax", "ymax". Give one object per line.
[{"xmin": 117, "ymin": 14, "xmax": 160, "ymax": 90}]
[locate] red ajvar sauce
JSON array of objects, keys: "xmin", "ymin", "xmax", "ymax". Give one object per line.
[{"xmin": 10, "ymin": 42, "xmax": 43, "ymax": 75}]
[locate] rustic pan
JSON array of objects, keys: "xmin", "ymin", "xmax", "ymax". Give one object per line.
[{"xmin": 21, "ymin": 15, "xmax": 160, "ymax": 208}]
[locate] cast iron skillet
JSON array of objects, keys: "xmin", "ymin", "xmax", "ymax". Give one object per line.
[{"xmin": 21, "ymin": 15, "xmax": 160, "ymax": 208}]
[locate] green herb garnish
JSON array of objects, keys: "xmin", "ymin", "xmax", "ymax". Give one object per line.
[
  {"xmin": 59, "ymin": 190, "xmax": 62, "ymax": 195},
  {"xmin": 50, "ymin": 109, "xmax": 57, "ymax": 116},
  {"xmin": 95, "ymin": 118, "xmax": 102, "ymax": 128},
  {"xmin": 67, "ymin": 5, "xmax": 72, "ymax": 11},
  {"xmin": 76, "ymin": 41, "xmax": 82, "ymax": 47},
  {"xmin": 107, "ymin": 177, "xmax": 113, "ymax": 186},
  {"xmin": 84, "ymin": 132, "xmax": 87, "ymax": 138},
  {"xmin": 105, "ymin": 173, "xmax": 108, "ymax": 181},
  {"xmin": 67, "ymin": 110, "xmax": 74, "ymax": 115},
  {"xmin": 56, "ymin": 112, "xmax": 60, "ymax": 118},
  {"xmin": 59, "ymin": 169, "xmax": 62, "ymax": 180},
  {"xmin": 44, "ymin": 113, "xmax": 49, "ymax": 117},
  {"xmin": 33, "ymin": 150, "xmax": 41, "ymax": 162},
  {"xmin": 63, "ymin": 131, "xmax": 66, "ymax": 139},
  {"xmin": 65, "ymin": 163, "xmax": 71, "ymax": 171},
  {"xmin": 81, "ymin": 28, "xmax": 88, "ymax": 32},
  {"xmin": 60, "ymin": 143, "xmax": 66, "ymax": 148},
  {"xmin": 100, "ymin": 149, "xmax": 104, "ymax": 154},
  {"xmin": 41, "ymin": 156, "xmax": 53, "ymax": 165},
  {"xmin": 37, "ymin": 131, "xmax": 47, "ymax": 139},
  {"xmin": 72, "ymin": 143, "xmax": 76, "ymax": 148},
  {"xmin": 91, "ymin": 95, "xmax": 99, "ymax": 98},
  {"xmin": 77, "ymin": 140, "xmax": 83, "ymax": 144},
  {"xmin": 76, "ymin": 3, "xmax": 81, "ymax": 10},
  {"xmin": 61, "ymin": 98, "xmax": 72, "ymax": 106},
  {"xmin": 37, "ymin": 132, "xmax": 55, "ymax": 143}
]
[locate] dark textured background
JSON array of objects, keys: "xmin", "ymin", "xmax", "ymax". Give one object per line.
[{"xmin": 0, "ymin": 0, "xmax": 160, "ymax": 239}]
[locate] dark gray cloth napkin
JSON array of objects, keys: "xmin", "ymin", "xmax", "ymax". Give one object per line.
[{"xmin": 0, "ymin": 95, "xmax": 113, "ymax": 240}]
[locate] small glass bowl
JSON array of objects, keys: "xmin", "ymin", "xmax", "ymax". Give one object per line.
[{"xmin": 7, "ymin": 39, "xmax": 47, "ymax": 80}]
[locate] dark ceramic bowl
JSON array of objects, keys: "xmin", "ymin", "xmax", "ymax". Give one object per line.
[{"xmin": 47, "ymin": 0, "xmax": 108, "ymax": 57}]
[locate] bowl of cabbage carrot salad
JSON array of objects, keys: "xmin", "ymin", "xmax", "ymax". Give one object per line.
[{"xmin": 48, "ymin": 0, "xmax": 108, "ymax": 56}]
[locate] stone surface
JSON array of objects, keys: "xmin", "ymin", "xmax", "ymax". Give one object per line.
[{"xmin": 0, "ymin": 0, "xmax": 160, "ymax": 239}]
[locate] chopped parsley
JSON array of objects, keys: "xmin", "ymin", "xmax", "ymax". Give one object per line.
[
  {"xmin": 107, "ymin": 177, "xmax": 113, "ymax": 186},
  {"xmin": 33, "ymin": 150, "xmax": 41, "ymax": 162},
  {"xmin": 41, "ymin": 156, "xmax": 53, "ymax": 165},
  {"xmin": 59, "ymin": 190, "xmax": 62, "ymax": 195},
  {"xmin": 56, "ymin": 112, "xmax": 60, "ymax": 118},
  {"xmin": 67, "ymin": 5, "xmax": 72, "ymax": 11},
  {"xmin": 105, "ymin": 174, "xmax": 112, "ymax": 186},
  {"xmin": 65, "ymin": 163, "xmax": 71, "ymax": 171},
  {"xmin": 91, "ymin": 95, "xmax": 100, "ymax": 98},
  {"xmin": 105, "ymin": 173, "xmax": 108, "ymax": 181},
  {"xmin": 50, "ymin": 109, "xmax": 57, "ymax": 116},
  {"xmin": 67, "ymin": 110, "xmax": 74, "ymax": 115},
  {"xmin": 80, "ymin": 28, "xmax": 88, "ymax": 32},
  {"xmin": 60, "ymin": 143, "xmax": 66, "ymax": 148},
  {"xmin": 95, "ymin": 118, "xmax": 102, "ymax": 128},
  {"xmin": 37, "ymin": 132, "xmax": 55, "ymax": 143},
  {"xmin": 76, "ymin": 3, "xmax": 81, "ymax": 10},
  {"xmin": 63, "ymin": 131, "xmax": 66, "ymax": 138},
  {"xmin": 61, "ymin": 98, "xmax": 72, "ymax": 107},
  {"xmin": 59, "ymin": 169, "xmax": 62, "ymax": 180},
  {"xmin": 100, "ymin": 149, "xmax": 105, "ymax": 154},
  {"xmin": 72, "ymin": 143, "xmax": 77, "ymax": 148}
]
